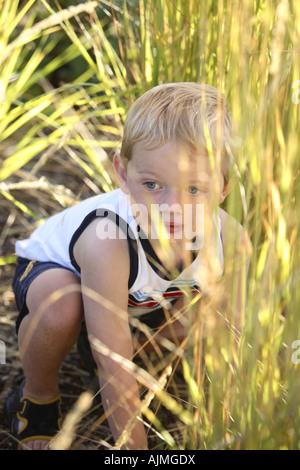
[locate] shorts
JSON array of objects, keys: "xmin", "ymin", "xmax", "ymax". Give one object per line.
[
  {"xmin": 12, "ymin": 257, "xmax": 75, "ymax": 335},
  {"xmin": 12, "ymin": 257, "xmax": 167, "ymax": 336}
]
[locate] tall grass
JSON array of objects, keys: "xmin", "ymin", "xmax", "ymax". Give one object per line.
[{"xmin": 0, "ymin": 0, "xmax": 299, "ymax": 449}]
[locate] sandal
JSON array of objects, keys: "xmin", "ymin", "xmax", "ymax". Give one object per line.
[{"xmin": 5, "ymin": 379, "xmax": 62, "ymax": 450}]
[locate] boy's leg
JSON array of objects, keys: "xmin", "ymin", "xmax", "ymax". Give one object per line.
[{"xmin": 17, "ymin": 268, "xmax": 84, "ymax": 449}]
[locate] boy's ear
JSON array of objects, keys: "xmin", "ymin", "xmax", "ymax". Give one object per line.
[
  {"xmin": 219, "ymin": 174, "xmax": 238, "ymax": 203},
  {"xmin": 113, "ymin": 152, "xmax": 129, "ymax": 194},
  {"xmin": 219, "ymin": 182, "xmax": 230, "ymax": 204}
]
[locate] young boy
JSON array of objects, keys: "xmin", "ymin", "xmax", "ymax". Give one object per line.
[{"xmin": 6, "ymin": 82, "xmax": 250, "ymax": 450}]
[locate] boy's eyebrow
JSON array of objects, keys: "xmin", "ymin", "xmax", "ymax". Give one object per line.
[
  {"xmin": 135, "ymin": 165, "xmax": 213, "ymax": 181},
  {"xmin": 189, "ymin": 176, "xmax": 211, "ymax": 185},
  {"xmin": 135, "ymin": 168, "xmax": 162, "ymax": 178}
]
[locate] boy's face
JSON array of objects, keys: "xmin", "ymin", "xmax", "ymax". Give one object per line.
[{"xmin": 114, "ymin": 141, "xmax": 227, "ymax": 246}]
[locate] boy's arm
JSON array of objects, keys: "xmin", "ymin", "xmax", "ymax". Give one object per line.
[
  {"xmin": 219, "ymin": 208, "xmax": 252, "ymax": 332},
  {"xmin": 74, "ymin": 218, "xmax": 148, "ymax": 450}
]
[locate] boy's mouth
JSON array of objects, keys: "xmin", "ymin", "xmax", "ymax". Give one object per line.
[{"xmin": 165, "ymin": 221, "xmax": 183, "ymax": 234}]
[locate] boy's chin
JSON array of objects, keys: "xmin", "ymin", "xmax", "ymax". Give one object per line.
[{"xmin": 160, "ymin": 233, "xmax": 203, "ymax": 249}]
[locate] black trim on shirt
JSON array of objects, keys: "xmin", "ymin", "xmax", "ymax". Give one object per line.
[
  {"xmin": 68, "ymin": 209, "xmax": 138, "ymax": 289},
  {"xmin": 138, "ymin": 228, "xmax": 199, "ymax": 280},
  {"xmin": 69, "ymin": 208, "xmax": 201, "ymax": 288}
]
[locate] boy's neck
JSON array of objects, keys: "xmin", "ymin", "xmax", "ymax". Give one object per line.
[{"xmin": 144, "ymin": 235, "xmax": 198, "ymax": 275}]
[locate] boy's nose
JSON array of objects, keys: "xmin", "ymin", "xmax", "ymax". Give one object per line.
[
  {"xmin": 159, "ymin": 190, "xmax": 184, "ymax": 223},
  {"xmin": 161, "ymin": 188, "xmax": 182, "ymax": 207}
]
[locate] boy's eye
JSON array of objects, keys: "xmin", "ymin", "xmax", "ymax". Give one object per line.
[
  {"xmin": 187, "ymin": 186, "xmax": 209, "ymax": 195},
  {"xmin": 144, "ymin": 181, "xmax": 161, "ymax": 190},
  {"xmin": 188, "ymin": 186, "xmax": 199, "ymax": 195}
]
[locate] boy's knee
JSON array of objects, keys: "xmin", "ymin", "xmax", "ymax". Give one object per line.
[
  {"xmin": 26, "ymin": 269, "xmax": 84, "ymax": 328},
  {"xmin": 23, "ymin": 290, "xmax": 83, "ymax": 337},
  {"xmin": 42, "ymin": 292, "xmax": 84, "ymax": 330}
]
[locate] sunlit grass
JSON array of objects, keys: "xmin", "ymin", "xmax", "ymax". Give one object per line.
[{"xmin": 0, "ymin": 0, "xmax": 299, "ymax": 449}]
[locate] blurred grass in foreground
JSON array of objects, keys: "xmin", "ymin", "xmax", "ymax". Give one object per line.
[{"xmin": 0, "ymin": 0, "xmax": 299, "ymax": 449}]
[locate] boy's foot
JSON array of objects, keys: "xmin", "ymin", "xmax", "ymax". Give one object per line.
[{"xmin": 5, "ymin": 379, "xmax": 62, "ymax": 450}]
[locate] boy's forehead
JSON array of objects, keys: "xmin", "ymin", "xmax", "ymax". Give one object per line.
[{"xmin": 130, "ymin": 140, "xmax": 213, "ymax": 178}]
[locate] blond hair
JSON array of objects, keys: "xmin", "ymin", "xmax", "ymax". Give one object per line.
[{"xmin": 120, "ymin": 82, "xmax": 232, "ymax": 181}]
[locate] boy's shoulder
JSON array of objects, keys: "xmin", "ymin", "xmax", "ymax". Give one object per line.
[
  {"xmin": 219, "ymin": 208, "xmax": 252, "ymax": 253},
  {"xmin": 73, "ymin": 217, "xmax": 130, "ymax": 274},
  {"xmin": 219, "ymin": 208, "xmax": 242, "ymax": 238}
]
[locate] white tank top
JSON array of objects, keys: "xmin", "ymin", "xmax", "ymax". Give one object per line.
[{"xmin": 16, "ymin": 189, "xmax": 224, "ymax": 321}]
